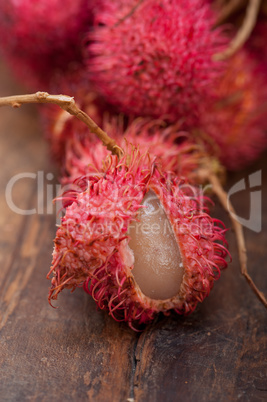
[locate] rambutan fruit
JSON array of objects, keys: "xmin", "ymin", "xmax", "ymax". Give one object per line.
[
  {"xmin": 0, "ymin": 0, "xmax": 92, "ymax": 89},
  {"xmin": 48, "ymin": 148, "xmax": 230, "ymax": 329},
  {"xmin": 87, "ymin": 0, "xmax": 227, "ymax": 124},
  {"xmin": 199, "ymin": 47, "xmax": 267, "ymax": 170}
]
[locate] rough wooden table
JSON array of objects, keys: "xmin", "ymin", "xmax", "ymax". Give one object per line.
[{"xmin": 0, "ymin": 61, "xmax": 266, "ymax": 402}]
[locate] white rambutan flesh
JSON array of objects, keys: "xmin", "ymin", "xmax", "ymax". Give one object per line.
[{"xmin": 129, "ymin": 190, "xmax": 183, "ymax": 300}]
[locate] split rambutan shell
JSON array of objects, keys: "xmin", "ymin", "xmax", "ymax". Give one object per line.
[
  {"xmin": 48, "ymin": 148, "xmax": 230, "ymax": 329},
  {"xmin": 88, "ymin": 0, "xmax": 228, "ymax": 124},
  {"xmin": 199, "ymin": 48, "xmax": 267, "ymax": 170},
  {"xmin": 0, "ymin": 0, "xmax": 92, "ymax": 89}
]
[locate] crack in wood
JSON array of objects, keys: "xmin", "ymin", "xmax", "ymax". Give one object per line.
[
  {"xmin": 132, "ymin": 323, "xmax": 156, "ymax": 395},
  {"xmin": 129, "ymin": 336, "xmax": 140, "ymax": 399}
]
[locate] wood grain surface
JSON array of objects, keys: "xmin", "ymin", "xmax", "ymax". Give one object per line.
[{"xmin": 0, "ymin": 61, "xmax": 266, "ymax": 402}]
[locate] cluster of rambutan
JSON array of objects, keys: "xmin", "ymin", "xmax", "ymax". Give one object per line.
[
  {"xmin": 1, "ymin": 0, "xmax": 267, "ymax": 328},
  {"xmin": 1, "ymin": 0, "xmax": 266, "ymax": 168}
]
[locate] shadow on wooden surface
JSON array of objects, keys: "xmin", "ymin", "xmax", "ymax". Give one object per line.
[{"xmin": 0, "ymin": 61, "xmax": 266, "ymax": 402}]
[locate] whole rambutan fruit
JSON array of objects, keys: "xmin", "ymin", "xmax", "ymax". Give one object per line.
[
  {"xmin": 199, "ymin": 48, "xmax": 267, "ymax": 170},
  {"xmin": 48, "ymin": 148, "xmax": 230, "ymax": 329},
  {"xmin": 0, "ymin": 0, "xmax": 93, "ymax": 89},
  {"xmin": 87, "ymin": 0, "xmax": 227, "ymax": 124}
]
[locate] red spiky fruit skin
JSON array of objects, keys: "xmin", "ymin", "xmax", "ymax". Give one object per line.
[
  {"xmin": 0, "ymin": 0, "xmax": 92, "ymax": 89},
  {"xmin": 199, "ymin": 48, "xmax": 267, "ymax": 170},
  {"xmin": 48, "ymin": 149, "xmax": 230, "ymax": 330},
  {"xmin": 88, "ymin": 0, "xmax": 227, "ymax": 124}
]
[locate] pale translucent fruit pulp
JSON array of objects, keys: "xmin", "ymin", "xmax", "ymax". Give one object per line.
[{"xmin": 128, "ymin": 191, "xmax": 184, "ymax": 300}]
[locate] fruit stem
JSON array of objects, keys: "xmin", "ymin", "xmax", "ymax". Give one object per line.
[
  {"xmin": 0, "ymin": 92, "xmax": 123, "ymax": 159},
  {"xmin": 214, "ymin": 0, "xmax": 247, "ymax": 27},
  {"xmin": 214, "ymin": 0, "xmax": 261, "ymax": 60},
  {"xmin": 208, "ymin": 171, "xmax": 267, "ymax": 310}
]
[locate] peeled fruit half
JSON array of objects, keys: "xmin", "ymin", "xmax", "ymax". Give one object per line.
[{"xmin": 48, "ymin": 148, "xmax": 230, "ymax": 329}]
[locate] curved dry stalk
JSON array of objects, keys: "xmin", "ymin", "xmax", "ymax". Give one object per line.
[
  {"xmin": 207, "ymin": 171, "xmax": 267, "ymax": 309},
  {"xmin": 214, "ymin": 0, "xmax": 247, "ymax": 27},
  {"xmin": 0, "ymin": 92, "xmax": 123, "ymax": 159},
  {"xmin": 214, "ymin": 0, "xmax": 261, "ymax": 60}
]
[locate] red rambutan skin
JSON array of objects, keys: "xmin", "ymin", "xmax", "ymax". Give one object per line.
[
  {"xmin": 199, "ymin": 48, "xmax": 267, "ymax": 170},
  {"xmin": 48, "ymin": 149, "xmax": 230, "ymax": 329},
  {"xmin": 87, "ymin": 0, "xmax": 227, "ymax": 124},
  {"xmin": 0, "ymin": 0, "xmax": 93, "ymax": 89}
]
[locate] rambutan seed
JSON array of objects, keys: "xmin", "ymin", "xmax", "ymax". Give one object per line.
[{"xmin": 129, "ymin": 190, "xmax": 184, "ymax": 300}]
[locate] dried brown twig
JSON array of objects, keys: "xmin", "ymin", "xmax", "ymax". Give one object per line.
[
  {"xmin": 214, "ymin": 0, "xmax": 247, "ymax": 27},
  {"xmin": 214, "ymin": 0, "xmax": 261, "ymax": 60},
  {"xmin": 0, "ymin": 92, "xmax": 123, "ymax": 158},
  {"xmin": 198, "ymin": 168, "xmax": 267, "ymax": 309}
]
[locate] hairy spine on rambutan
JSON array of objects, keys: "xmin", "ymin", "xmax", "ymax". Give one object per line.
[{"xmin": 48, "ymin": 148, "xmax": 230, "ymax": 329}]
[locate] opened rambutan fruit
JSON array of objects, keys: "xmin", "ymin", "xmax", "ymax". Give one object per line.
[
  {"xmin": 88, "ymin": 0, "xmax": 227, "ymax": 124},
  {"xmin": 199, "ymin": 47, "xmax": 267, "ymax": 170},
  {"xmin": 0, "ymin": 0, "xmax": 92, "ymax": 89},
  {"xmin": 48, "ymin": 148, "xmax": 230, "ymax": 329}
]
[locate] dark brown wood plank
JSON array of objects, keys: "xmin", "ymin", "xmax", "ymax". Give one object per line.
[
  {"xmin": 0, "ymin": 62, "xmax": 137, "ymax": 402},
  {"xmin": 0, "ymin": 60, "xmax": 266, "ymax": 402}
]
